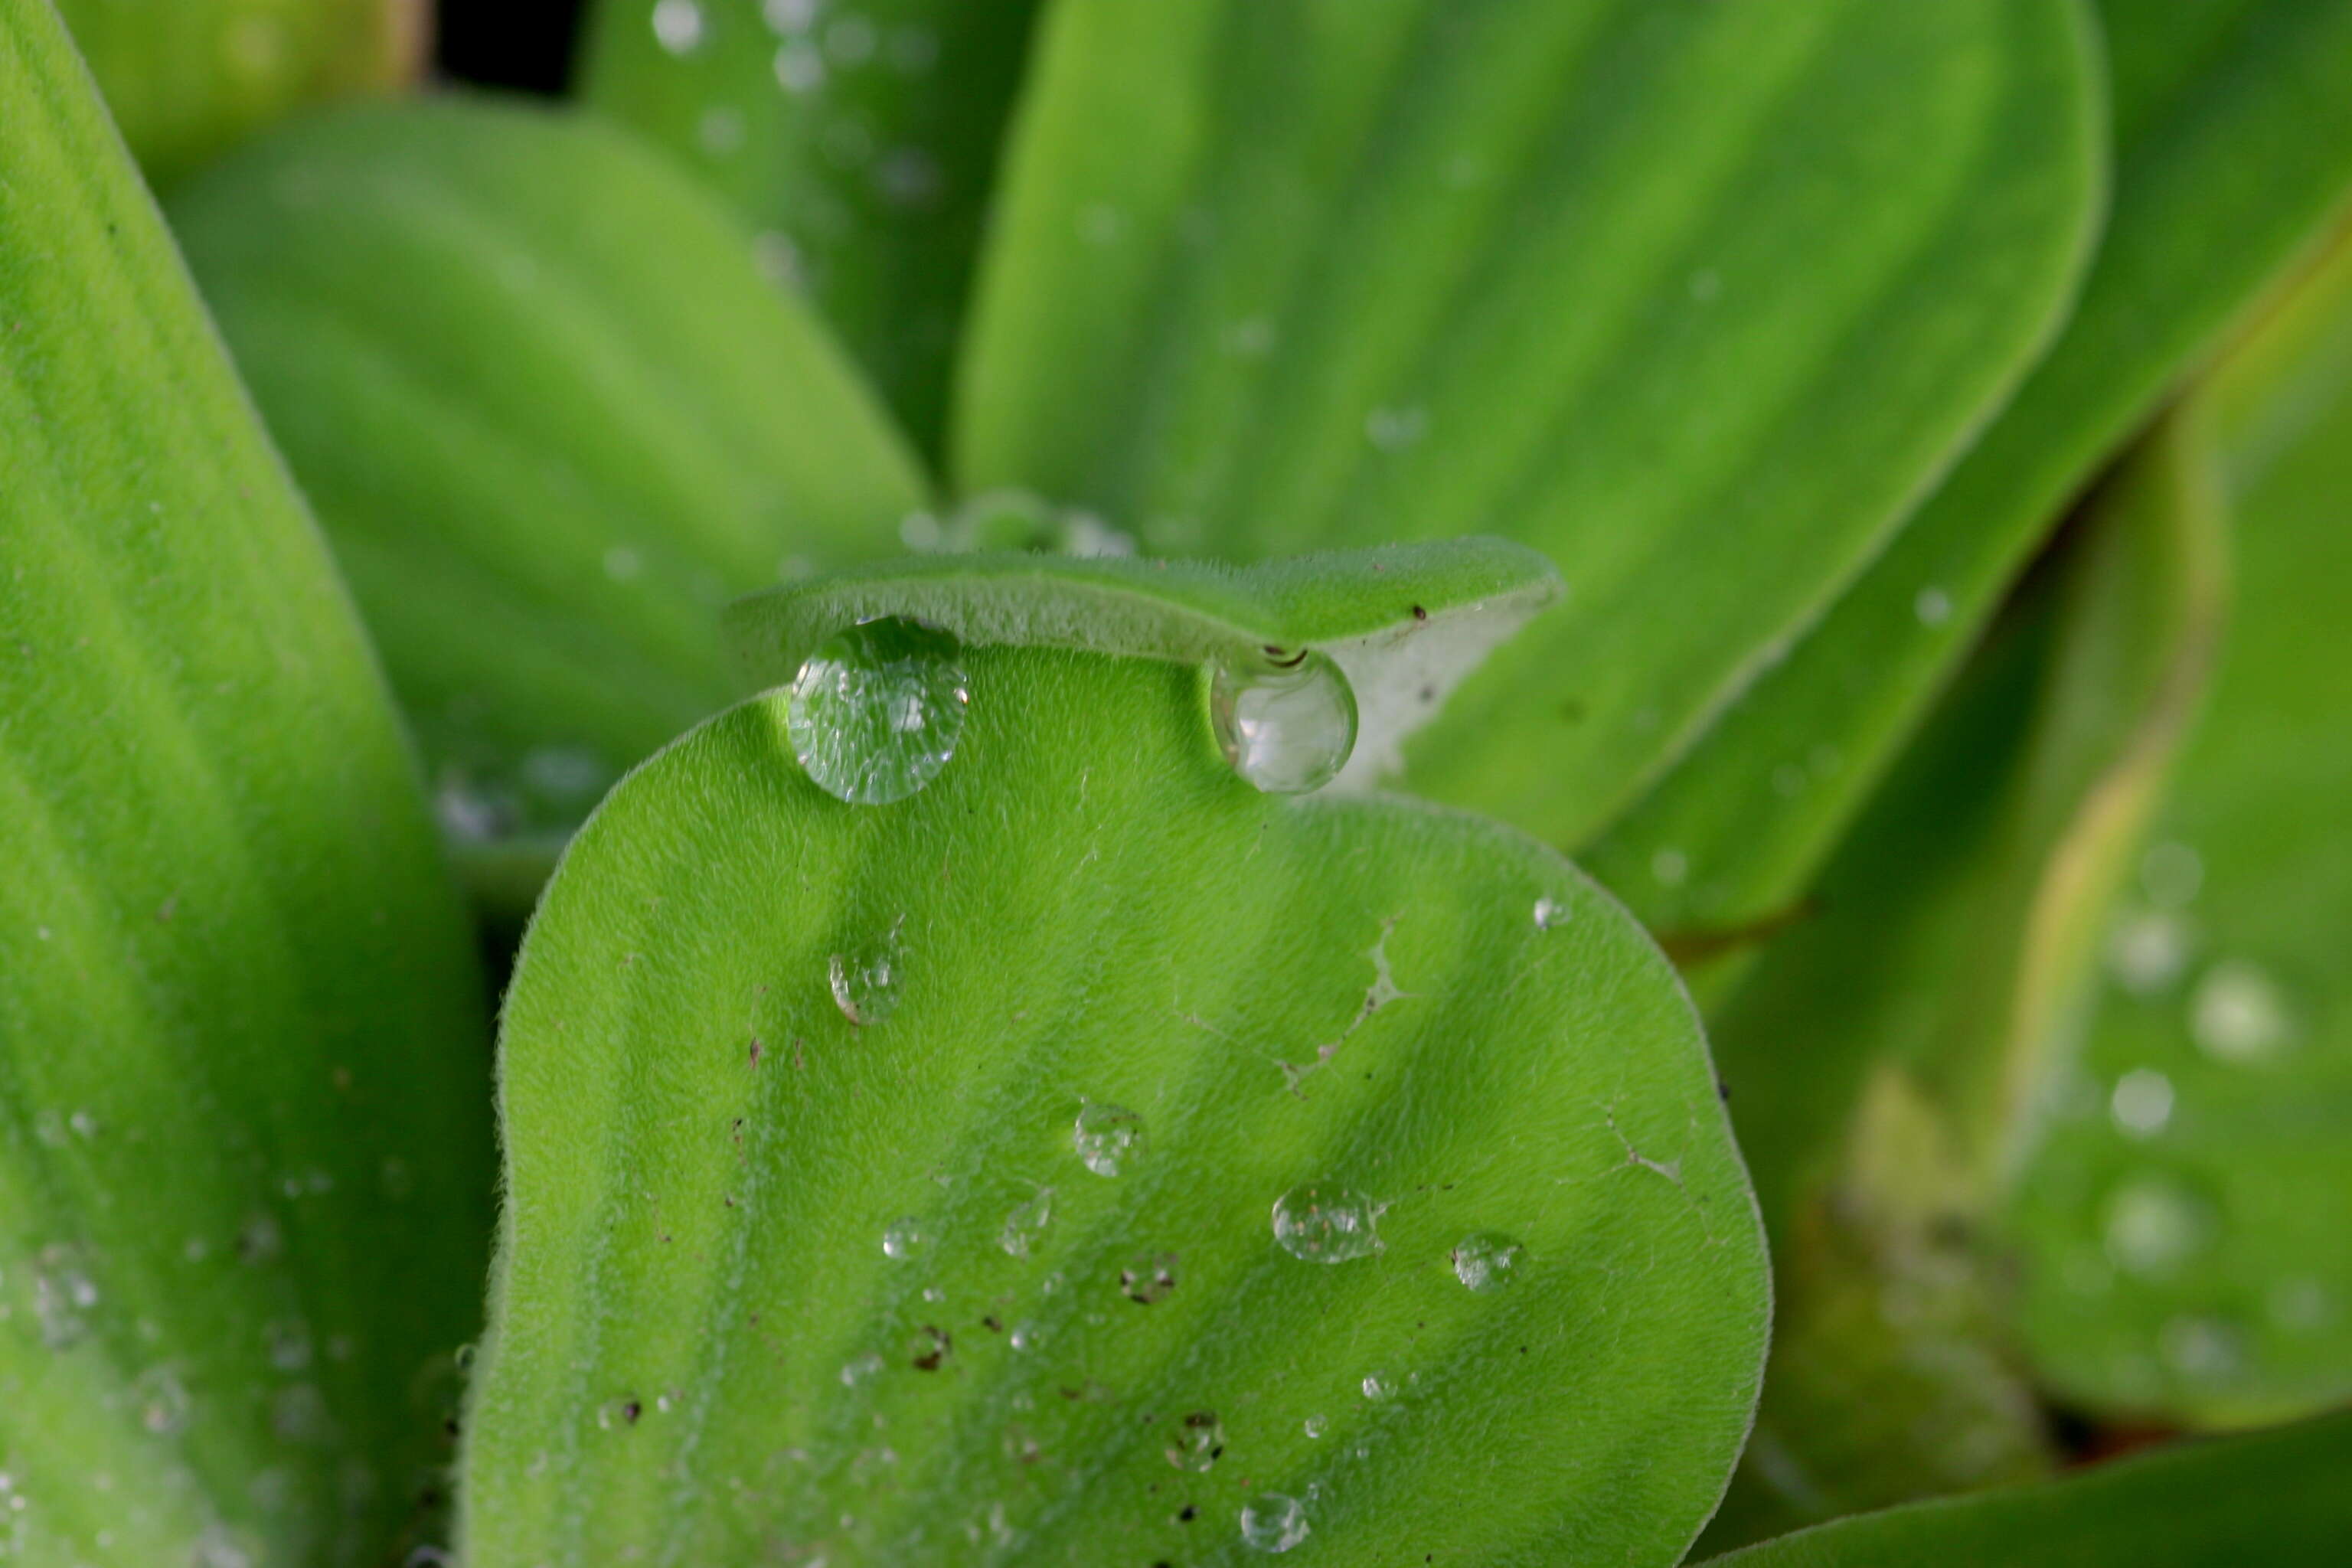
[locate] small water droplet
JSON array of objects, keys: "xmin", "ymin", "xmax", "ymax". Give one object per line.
[
  {"xmin": 1165, "ymin": 1410, "xmax": 1223, "ymax": 1471},
  {"xmin": 1073, "ymin": 1102, "xmax": 1145, "ymax": 1177},
  {"xmin": 1210, "ymin": 651, "xmax": 1357, "ymax": 794},
  {"xmin": 1239, "ymin": 1492, "xmax": 1310, "ymax": 1553},
  {"xmin": 1533, "ymin": 896, "xmax": 1570, "ymax": 930},
  {"xmin": 2141, "ymin": 841, "xmax": 2203, "ymax": 907},
  {"xmin": 1008, "ymin": 1321, "xmax": 1044, "ymax": 1353},
  {"xmin": 2103, "ymin": 1174, "xmax": 2214, "ymax": 1280},
  {"xmin": 272, "ymin": 1383, "xmax": 331, "ymax": 1444},
  {"xmin": 762, "ymin": 0, "xmax": 815, "ymax": 31},
  {"xmin": 2189, "ymin": 959, "xmax": 2294, "ymax": 1063},
  {"xmin": 1303, "ymin": 1413, "xmax": 1327, "ymax": 1438},
  {"xmin": 33, "ymin": 1245, "xmax": 100, "ymax": 1348},
  {"xmin": 2269, "ymin": 1276, "xmax": 2331, "ymax": 1332},
  {"xmin": 840, "ymin": 1353, "xmax": 886, "ymax": 1387},
  {"xmin": 1913, "ymin": 586, "xmax": 1953, "ymax": 626},
  {"xmin": 787, "ymin": 618, "xmax": 969, "ymax": 805},
  {"xmin": 697, "ymin": 106, "xmax": 746, "ymax": 156},
  {"xmin": 651, "ymin": 0, "xmax": 706, "ymax": 55},
  {"xmin": 1450, "ymin": 1232, "xmax": 1524, "ymax": 1291},
  {"xmin": 2158, "ymin": 1314, "xmax": 2243, "ymax": 1382},
  {"xmin": 264, "ymin": 1319, "xmax": 312, "ymax": 1372},
  {"xmin": 1272, "ymin": 1184, "xmax": 1383, "ymax": 1264},
  {"xmin": 603, "ymin": 544, "xmax": 643, "ymax": 581},
  {"xmin": 774, "ymin": 39, "xmax": 826, "ymax": 92},
  {"xmin": 825, "ymin": 13, "xmax": 877, "ymax": 64},
  {"xmin": 1365, "ymin": 405, "xmax": 1429, "ymax": 451},
  {"xmin": 886, "ymin": 23, "xmax": 939, "ymax": 74},
  {"xmin": 237, "ymin": 1211, "xmax": 283, "ymax": 1264},
  {"xmin": 880, "ymin": 1217, "xmax": 929, "ymax": 1261},
  {"xmin": 1651, "ymin": 848, "xmax": 1689, "ymax": 887},
  {"xmin": 134, "ymin": 1364, "xmax": 191, "ymax": 1435},
  {"xmin": 1000, "ymin": 1189, "xmax": 1054, "ymax": 1259},
  {"xmin": 1361, "ymin": 1374, "xmax": 1394, "ymax": 1401},
  {"xmin": 2107, "ymin": 910, "xmax": 2193, "ymax": 995},
  {"xmin": 828, "ymin": 917, "xmax": 906, "ymax": 1027},
  {"xmin": 2109, "ymin": 1070, "xmax": 2174, "ymax": 1140},
  {"xmin": 877, "ymin": 146, "xmax": 942, "ymax": 208}
]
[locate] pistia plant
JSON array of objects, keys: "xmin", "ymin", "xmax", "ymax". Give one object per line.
[{"xmin": 4, "ymin": 0, "xmax": 2352, "ymax": 1564}]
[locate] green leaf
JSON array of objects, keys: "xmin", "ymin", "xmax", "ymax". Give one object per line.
[
  {"xmin": 55, "ymin": 0, "xmax": 425, "ymax": 187},
  {"xmin": 2004, "ymin": 230, "xmax": 2352, "ymax": 1428},
  {"xmin": 459, "ymin": 550, "xmax": 1767, "ymax": 1565},
  {"xmin": 577, "ymin": 0, "xmax": 1044, "ymax": 454},
  {"xmin": 1696, "ymin": 1410, "xmax": 2352, "ymax": 1566},
  {"xmin": 953, "ymin": 0, "xmax": 2102, "ymax": 848},
  {"xmin": 1586, "ymin": 0, "xmax": 2352, "ymax": 948},
  {"xmin": 1, "ymin": 7, "xmax": 491, "ymax": 1563},
  {"xmin": 1694, "ymin": 413, "xmax": 2228, "ymax": 1547},
  {"xmin": 166, "ymin": 95, "xmax": 930, "ymax": 897}
]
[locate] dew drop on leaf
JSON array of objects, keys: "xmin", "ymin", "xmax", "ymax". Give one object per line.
[
  {"xmin": 1271, "ymin": 1184, "xmax": 1383, "ymax": 1263},
  {"xmin": 829, "ymin": 917, "xmax": 906, "ymax": 1027},
  {"xmin": 999, "ymin": 1188, "xmax": 1054, "ymax": 1259},
  {"xmin": 787, "ymin": 618, "xmax": 970, "ymax": 805},
  {"xmin": 2188, "ymin": 959, "xmax": 2294, "ymax": 1063},
  {"xmin": 880, "ymin": 1217, "xmax": 928, "ymax": 1261},
  {"xmin": 1165, "ymin": 1410, "xmax": 1223, "ymax": 1472},
  {"xmin": 2102, "ymin": 1174, "xmax": 2215, "ymax": 1280},
  {"xmin": 1450, "ymin": 1232, "xmax": 1524, "ymax": 1292},
  {"xmin": 1209, "ymin": 650, "xmax": 1357, "ymax": 794},
  {"xmin": 1533, "ymin": 896, "xmax": 1570, "ymax": 930},
  {"xmin": 1239, "ymin": 1492, "xmax": 1311, "ymax": 1553},
  {"xmin": 1073, "ymin": 1102, "xmax": 1145, "ymax": 1177}
]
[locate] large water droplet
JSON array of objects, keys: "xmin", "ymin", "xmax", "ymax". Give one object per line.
[
  {"xmin": 787, "ymin": 618, "xmax": 969, "ymax": 805},
  {"xmin": 1450, "ymin": 1232, "xmax": 1524, "ymax": 1291},
  {"xmin": 2189, "ymin": 959, "xmax": 2294, "ymax": 1063},
  {"xmin": 829, "ymin": 918, "xmax": 906, "ymax": 1027},
  {"xmin": 1240, "ymin": 1493, "xmax": 1311, "ymax": 1553},
  {"xmin": 999, "ymin": 1190, "xmax": 1054, "ymax": 1259},
  {"xmin": 1210, "ymin": 651, "xmax": 1357, "ymax": 794},
  {"xmin": 880, "ymin": 1217, "xmax": 929, "ymax": 1261},
  {"xmin": 1165, "ymin": 1410, "xmax": 1223, "ymax": 1472},
  {"xmin": 2103, "ymin": 1174, "xmax": 2214, "ymax": 1280},
  {"xmin": 1073, "ymin": 1102, "xmax": 1145, "ymax": 1177},
  {"xmin": 1271, "ymin": 1184, "xmax": 1383, "ymax": 1263}
]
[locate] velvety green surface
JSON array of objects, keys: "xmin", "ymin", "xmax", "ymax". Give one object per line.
[
  {"xmin": 2006, "ymin": 232, "xmax": 2352, "ymax": 1429},
  {"xmin": 0, "ymin": 8, "xmax": 490, "ymax": 1563},
  {"xmin": 55, "ymin": 0, "xmax": 422, "ymax": 185},
  {"xmin": 1589, "ymin": 0, "xmax": 2352, "ymax": 949},
  {"xmin": 459, "ymin": 559, "xmax": 1768, "ymax": 1565},
  {"xmin": 955, "ymin": 0, "xmax": 2102, "ymax": 846},
  {"xmin": 1699, "ymin": 1410, "xmax": 2352, "ymax": 1566},
  {"xmin": 168, "ymin": 96, "xmax": 928, "ymax": 869},
  {"xmin": 577, "ymin": 0, "xmax": 1042, "ymax": 453}
]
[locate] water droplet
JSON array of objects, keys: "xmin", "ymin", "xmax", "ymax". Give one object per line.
[
  {"xmin": 825, "ymin": 13, "xmax": 877, "ymax": 64},
  {"xmin": 880, "ymin": 1217, "xmax": 929, "ymax": 1261},
  {"xmin": 67, "ymin": 1109, "xmax": 96, "ymax": 1139},
  {"xmin": 774, "ymin": 39, "xmax": 826, "ymax": 92},
  {"xmin": 886, "ymin": 23, "xmax": 939, "ymax": 74},
  {"xmin": 1450, "ymin": 1232, "xmax": 1524, "ymax": 1291},
  {"xmin": 651, "ymin": 0, "xmax": 706, "ymax": 54},
  {"xmin": 762, "ymin": 0, "xmax": 815, "ymax": 31},
  {"xmin": 1272, "ymin": 1184, "xmax": 1383, "ymax": 1264},
  {"xmin": 1913, "ymin": 586, "xmax": 1953, "ymax": 626},
  {"xmin": 697, "ymin": 106, "xmax": 746, "ymax": 156},
  {"xmin": 1073, "ymin": 1102, "xmax": 1145, "ymax": 1177},
  {"xmin": 603, "ymin": 544, "xmax": 643, "ymax": 581},
  {"xmin": 1365, "ymin": 405, "xmax": 1429, "ymax": 451},
  {"xmin": 2269, "ymin": 1277, "xmax": 2331, "ymax": 1332},
  {"xmin": 2141, "ymin": 841, "xmax": 2203, "ymax": 907},
  {"xmin": 237, "ymin": 1211, "xmax": 283, "ymax": 1264},
  {"xmin": 1533, "ymin": 896, "xmax": 1570, "ymax": 930},
  {"xmin": 264, "ymin": 1319, "xmax": 312, "ymax": 1372},
  {"xmin": 1119, "ymin": 1253, "xmax": 1180, "ymax": 1305},
  {"xmin": 379, "ymin": 1156, "xmax": 414, "ymax": 1200},
  {"xmin": 1078, "ymin": 204, "xmax": 1125, "ymax": 246},
  {"xmin": 2103, "ymin": 1174, "xmax": 2214, "ymax": 1280},
  {"xmin": 2107, "ymin": 910, "xmax": 2193, "ymax": 995},
  {"xmin": 986, "ymin": 1187, "xmax": 1051, "ymax": 1259},
  {"xmin": 2109, "ymin": 1069, "xmax": 2174, "ymax": 1139},
  {"xmin": 1239, "ymin": 1492, "xmax": 1310, "ymax": 1553},
  {"xmin": 828, "ymin": 917, "xmax": 906, "ymax": 1027},
  {"xmin": 272, "ymin": 1383, "xmax": 331, "ymax": 1444},
  {"xmin": 134, "ymin": 1364, "xmax": 191, "ymax": 1435},
  {"xmin": 1008, "ymin": 1321, "xmax": 1044, "ymax": 1353},
  {"xmin": 1210, "ymin": 651, "xmax": 1357, "ymax": 794},
  {"xmin": 2158, "ymin": 1314, "xmax": 2243, "ymax": 1382},
  {"xmin": 2190, "ymin": 959, "xmax": 2294, "ymax": 1063},
  {"xmin": 1165, "ymin": 1410, "xmax": 1223, "ymax": 1471},
  {"xmin": 787, "ymin": 618, "xmax": 969, "ymax": 805},
  {"xmin": 839, "ymin": 1353, "xmax": 886, "ymax": 1387},
  {"xmin": 33, "ymin": 1245, "xmax": 100, "ymax": 1348},
  {"xmin": 1361, "ymin": 1374, "xmax": 1393, "ymax": 1401},
  {"xmin": 1651, "ymin": 848, "xmax": 1689, "ymax": 887},
  {"xmin": 1303, "ymin": 1414, "xmax": 1327, "ymax": 1438},
  {"xmin": 877, "ymin": 146, "xmax": 942, "ymax": 208},
  {"xmin": 1223, "ymin": 316, "xmax": 1277, "ymax": 358}
]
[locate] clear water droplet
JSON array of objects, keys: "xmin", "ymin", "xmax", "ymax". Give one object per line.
[
  {"xmin": 1533, "ymin": 896, "xmax": 1570, "ymax": 930},
  {"xmin": 839, "ymin": 1353, "xmax": 886, "ymax": 1387},
  {"xmin": 1210, "ymin": 651, "xmax": 1357, "ymax": 794},
  {"xmin": 596, "ymin": 1394, "xmax": 645, "ymax": 1428},
  {"xmin": 1165, "ymin": 1410, "xmax": 1223, "ymax": 1472},
  {"xmin": 1361, "ymin": 1374, "xmax": 1393, "ymax": 1401},
  {"xmin": 1239, "ymin": 1492, "xmax": 1310, "ymax": 1553},
  {"xmin": 2109, "ymin": 1070, "xmax": 2174, "ymax": 1139},
  {"xmin": 1008, "ymin": 1321, "xmax": 1044, "ymax": 1353},
  {"xmin": 1073, "ymin": 1102, "xmax": 1144, "ymax": 1177},
  {"xmin": 999, "ymin": 1189, "xmax": 1054, "ymax": 1259},
  {"xmin": 1450, "ymin": 1232, "xmax": 1524, "ymax": 1292},
  {"xmin": 828, "ymin": 917, "xmax": 906, "ymax": 1027},
  {"xmin": 1272, "ymin": 1184, "xmax": 1383, "ymax": 1263},
  {"xmin": 2190, "ymin": 959, "xmax": 2294, "ymax": 1063},
  {"xmin": 650, "ymin": 0, "xmax": 706, "ymax": 54},
  {"xmin": 2103, "ymin": 1174, "xmax": 2214, "ymax": 1280},
  {"xmin": 1303, "ymin": 1413, "xmax": 1327, "ymax": 1438},
  {"xmin": 880, "ymin": 1217, "xmax": 928, "ymax": 1261},
  {"xmin": 787, "ymin": 618, "xmax": 969, "ymax": 805},
  {"xmin": 2107, "ymin": 910, "xmax": 2193, "ymax": 995}
]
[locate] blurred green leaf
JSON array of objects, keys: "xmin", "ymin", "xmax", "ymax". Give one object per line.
[
  {"xmin": 55, "ymin": 0, "xmax": 425, "ymax": 186},
  {"xmin": 1, "ymin": 6, "xmax": 490, "ymax": 1563},
  {"xmin": 2005, "ymin": 229, "xmax": 2352, "ymax": 1429},
  {"xmin": 1695, "ymin": 413, "xmax": 2228, "ymax": 1546},
  {"xmin": 953, "ymin": 0, "xmax": 2102, "ymax": 849},
  {"xmin": 577, "ymin": 0, "xmax": 1044, "ymax": 455},
  {"xmin": 1697, "ymin": 1410, "xmax": 2352, "ymax": 1566},
  {"xmin": 167, "ymin": 96, "xmax": 929, "ymax": 900},
  {"xmin": 1588, "ymin": 0, "xmax": 2352, "ymax": 949},
  {"xmin": 459, "ymin": 549, "xmax": 1766, "ymax": 1566}
]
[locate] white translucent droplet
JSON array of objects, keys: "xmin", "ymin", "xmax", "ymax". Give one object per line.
[
  {"xmin": 264, "ymin": 1319, "xmax": 312, "ymax": 1372},
  {"xmin": 999, "ymin": 1189, "xmax": 1054, "ymax": 1259},
  {"xmin": 603, "ymin": 544, "xmax": 642, "ymax": 581},
  {"xmin": 697, "ymin": 106, "xmax": 746, "ymax": 155},
  {"xmin": 650, "ymin": 0, "xmax": 706, "ymax": 55},
  {"xmin": 2158, "ymin": 1314, "xmax": 2243, "ymax": 1382},
  {"xmin": 839, "ymin": 1353, "xmax": 885, "ymax": 1386},
  {"xmin": 1651, "ymin": 848, "xmax": 1689, "ymax": 887},
  {"xmin": 1533, "ymin": 896, "xmax": 1570, "ymax": 930},
  {"xmin": 2107, "ymin": 910, "xmax": 2193, "ymax": 995},
  {"xmin": 825, "ymin": 13, "xmax": 877, "ymax": 64},
  {"xmin": 1239, "ymin": 1492, "xmax": 1310, "ymax": 1553},
  {"xmin": 2103, "ymin": 1174, "xmax": 2213, "ymax": 1280},
  {"xmin": 134, "ymin": 1364, "xmax": 191, "ymax": 1436},
  {"xmin": 1361, "ymin": 1374, "xmax": 1393, "ymax": 1400},
  {"xmin": 1303, "ymin": 1413, "xmax": 1327, "ymax": 1438},
  {"xmin": 788, "ymin": 618, "xmax": 969, "ymax": 805},
  {"xmin": 762, "ymin": 0, "xmax": 816, "ymax": 32},
  {"xmin": 774, "ymin": 39, "xmax": 826, "ymax": 93},
  {"xmin": 1913, "ymin": 586, "xmax": 1953, "ymax": 626},
  {"xmin": 1365, "ymin": 405, "xmax": 1428, "ymax": 451},
  {"xmin": 828, "ymin": 918, "xmax": 906, "ymax": 1027},
  {"xmin": 1272, "ymin": 1184, "xmax": 1383, "ymax": 1264},
  {"xmin": 1165, "ymin": 1410, "xmax": 1223, "ymax": 1472},
  {"xmin": 2109, "ymin": 1069, "xmax": 2174, "ymax": 1139},
  {"xmin": 1450, "ymin": 1232, "xmax": 1524, "ymax": 1292},
  {"xmin": 2189, "ymin": 959, "xmax": 2293, "ymax": 1063},
  {"xmin": 1210, "ymin": 651, "xmax": 1357, "ymax": 795},
  {"xmin": 880, "ymin": 1217, "xmax": 928, "ymax": 1261},
  {"xmin": 1073, "ymin": 1102, "xmax": 1144, "ymax": 1178},
  {"xmin": 2269, "ymin": 1276, "xmax": 2331, "ymax": 1332}
]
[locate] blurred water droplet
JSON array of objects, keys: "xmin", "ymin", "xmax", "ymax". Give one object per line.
[
  {"xmin": 1272, "ymin": 1184, "xmax": 1383, "ymax": 1264},
  {"xmin": 1165, "ymin": 1410, "xmax": 1223, "ymax": 1472},
  {"xmin": 1008, "ymin": 1321, "xmax": 1043, "ymax": 1353},
  {"xmin": 788, "ymin": 618, "xmax": 969, "ymax": 805},
  {"xmin": 1361, "ymin": 1374, "xmax": 1393, "ymax": 1401},
  {"xmin": 134, "ymin": 1364, "xmax": 190, "ymax": 1435},
  {"xmin": 697, "ymin": 106, "xmax": 746, "ymax": 156},
  {"xmin": 2158, "ymin": 1314, "xmax": 2244, "ymax": 1382},
  {"xmin": 2109, "ymin": 1070, "xmax": 2174, "ymax": 1140},
  {"xmin": 272, "ymin": 1383, "xmax": 331, "ymax": 1444},
  {"xmin": 886, "ymin": 23, "xmax": 939, "ymax": 73},
  {"xmin": 828, "ymin": 917, "xmax": 906, "ymax": 1027},
  {"xmin": 999, "ymin": 1189, "xmax": 1054, "ymax": 1259},
  {"xmin": 2103, "ymin": 1174, "xmax": 2214, "ymax": 1280},
  {"xmin": 1240, "ymin": 1492, "xmax": 1310, "ymax": 1553},
  {"xmin": 762, "ymin": 0, "xmax": 815, "ymax": 31},
  {"xmin": 774, "ymin": 39, "xmax": 825, "ymax": 92},
  {"xmin": 1450, "ymin": 1232, "xmax": 1524, "ymax": 1291},
  {"xmin": 651, "ymin": 0, "xmax": 706, "ymax": 54},
  {"xmin": 2141, "ymin": 841, "xmax": 2203, "ymax": 907},
  {"xmin": 603, "ymin": 544, "xmax": 643, "ymax": 581},
  {"xmin": 1365, "ymin": 405, "xmax": 1428, "ymax": 451},
  {"xmin": 1533, "ymin": 896, "xmax": 1570, "ymax": 930},
  {"xmin": 2269, "ymin": 1277, "xmax": 2331, "ymax": 1332},
  {"xmin": 2107, "ymin": 910, "xmax": 2193, "ymax": 995},
  {"xmin": 237, "ymin": 1211, "xmax": 283, "ymax": 1264},
  {"xmin": 33, "ymin": 1245, "xmax": 100, "ymax": 1348},
  {"xmin": 880, "ymin": 1217, "xmax": 928, "ymax": 1261},
  {"xmin": 1651, "ymin": 848, "xmax": 1689, "ymax": 887},
  {"xmin": 2190, "ymin": 959, "xmax": 2294, "ymax": 1063},
  {"xmin": 1303, "ymin": 1413, "xmax": 1328, "ymax": 1438},
  {"xmin": 1210, "ymin": 651, "xmax": 1357, "ymax": 794},
  {"xmin": 1073, "ymin": 1102, "xmax": 1145, "ymax": 1177},
  {"xmin": 825, "ymin": 13, "xmax": 877, "ymax": 64},
  {"xmin": 1913, "ymin": 586, "xmax": 1952, "ymax": 626},
  {"xmin": 597, "ymin": 1394, "xmax": 645, "ymax": 1428},
  {"xmin": 264, "ymin": 1319, "xmax": 312, "ymax": 1372},
  {"xmin": 839, "ymin": 1353, "xmax": 885, "ymax": 1387}
]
